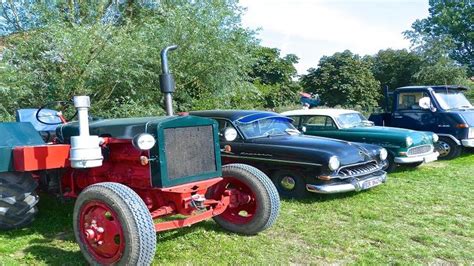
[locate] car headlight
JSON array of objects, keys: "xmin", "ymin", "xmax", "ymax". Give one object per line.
[
  {"xmin": 379, "ymin": 148, "xmax": 388, "ymax": 161},
  {"xmin": 406, "ymin": 137, "xmax": 413, "ymax": 147},
  {"xmin": 132, "ymin": 133, "xmax": 156, "ymax": 151},
  {"xmin": 469, "ymin": 128, "xmax": 474, "ymax": 139},
  {"xmin": 432, "ymin": 133, "xmax": 439, "ymax": 143},
  {"xmin": 328, "ymin": 156, "xmax": 340, "ymax": 171}
]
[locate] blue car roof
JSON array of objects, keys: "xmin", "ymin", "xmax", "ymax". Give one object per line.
[{"xmin": 190, "ymin": 110, "xmax": 292, "ymax": 123}]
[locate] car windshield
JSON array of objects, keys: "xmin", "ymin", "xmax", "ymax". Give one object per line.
[
  {"xmin": 335, "ymin": 112, "xmax": 373, "ymax": 128},
  {"xmin": 237, "ymin": 117, "xmax": 300, "ymax": 139},
  {"xmin": 433, "ymin": 90, "xmax": 473, "ymax": 110}
]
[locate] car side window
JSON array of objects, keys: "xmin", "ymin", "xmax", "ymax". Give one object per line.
[
  {"xmin": 288, "ymin": 116, "xmax": 300, "ymax": 128},
  {"xmin": 398, "ymin": 92, "xmax": 430, "ymax": 110},
  {"xmin": 302, "ymin": 115, "xmax": 336, "ymax": 130}
]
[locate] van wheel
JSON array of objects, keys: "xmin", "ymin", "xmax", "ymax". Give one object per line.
[{"xmin": 435, "ymin": 137, "xmax": 462, "ymax": 160}]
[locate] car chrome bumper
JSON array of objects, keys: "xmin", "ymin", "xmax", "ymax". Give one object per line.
[
  {"xmin": 394, "ymin": 151, "xmax": 439, "ymax": 164},
  {"xmin": 306, "ymin": 171, "xmax": 387, "ymax": 194},
  {"xmin": 461, "ymin": 139, "xmax": 474, "ymax": 147}
]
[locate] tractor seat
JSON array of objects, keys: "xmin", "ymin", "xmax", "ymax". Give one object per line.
[{"xmin": 16, "ymin": 109, "xmax": 61, "ymax": 142}]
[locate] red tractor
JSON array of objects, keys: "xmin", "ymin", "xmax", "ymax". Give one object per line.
[{"xmin": 0, "ymin": 46, "xmax": 280, "ymax": 265}]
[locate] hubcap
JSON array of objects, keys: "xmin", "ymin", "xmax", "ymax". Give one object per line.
[
  {"xmin": 280, "ymin": 176, "xmax": 296, "ymax": 190},
  {"xmin": 436, "ymin": 141, "xmax": 451, "ymax": 157},
  {"xmin": 79, "ymin": 201, "xmax": 125, "ymax": 264}
]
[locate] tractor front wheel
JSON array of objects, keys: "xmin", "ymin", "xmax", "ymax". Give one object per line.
[
  {"xmin": 73, "ymin": 182, "xmax": 156, "ymax": 265},
  {"xmin": 0, "ymin": 172, "xmax": 39, "ymax": 230},
  {"xmin": 210, "ymin": 164, "xmax": 280, "ymax": 235}
]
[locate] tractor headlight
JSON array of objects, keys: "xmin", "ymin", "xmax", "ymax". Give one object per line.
[
  {"xmin": 432, "ymin": 133, "xmax": 439, "ymax": 143},
  {"xmin": 379, "ymin": 148, "xmax": 388, "ymax": 161},
  {"xmin": 132, "ymin": 133, "xmax": 156, "ymax": 151},
  {"xmin": 406, "ymin": 137, "xmax": 413, "ymax": 147},
  {"xmin": 328, "ymin": 156, "xmax": 340, "ymax": 171}
]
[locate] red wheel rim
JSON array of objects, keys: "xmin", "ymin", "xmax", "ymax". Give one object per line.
[
  {"xmin": 214, "ymin": 177, "xmax": 257, "ymax": 224},
  {"xmin": 79, "ymin": 201, "xmax": 125, "ymax": 264}
]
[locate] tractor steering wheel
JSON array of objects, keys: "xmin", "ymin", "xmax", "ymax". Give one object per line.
[{"xmin": 35, "ymin": 101, "xmax": 78, "ymax": 125}]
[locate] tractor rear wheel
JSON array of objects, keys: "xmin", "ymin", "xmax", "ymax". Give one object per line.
[
  {"xmin": 210, "ymin": 164, "xmax": 280, "ymax": 235},
  {"xmin": 0, "ymin": 172, "xmax": 39, "ymax": 230},
  {"xmin": 73, "ymin": 182, "xmax": 156, "ymax": 265}
]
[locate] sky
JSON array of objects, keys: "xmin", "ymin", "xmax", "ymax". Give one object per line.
[{"xmin": 239, "ymin": 0, "xmax": 430, "ymax": 75}]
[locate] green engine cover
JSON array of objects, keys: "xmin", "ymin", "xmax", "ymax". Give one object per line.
[{"xmin": 0, "ymin": 122, "xmax": 45, "ymax": 172}]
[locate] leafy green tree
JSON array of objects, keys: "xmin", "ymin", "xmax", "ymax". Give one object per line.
[
  {"xmin": 301, "ymin": 50, "xmax": 381, "ymax": 108},
  {"xmin": 0, "ymin": 1, "xmax": 262, "ymax": 118},
  {"xmin": 249, "ymin": 47, "xmax": 301, "ymax": 108},
  {"xmin": 404, "ymin": 1, "xmax": 473, "ymax": 74},
  {"xmin": 367, "ymin": 49, "xmax": 424, "ymax": 89}
]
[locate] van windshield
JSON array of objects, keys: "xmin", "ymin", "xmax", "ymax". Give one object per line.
[{"xmin": 433, "ymin": 90, "xmax": 473, "ymax": 110}]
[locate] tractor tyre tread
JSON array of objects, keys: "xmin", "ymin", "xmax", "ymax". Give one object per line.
[
  {"xmin": 73, "ymin": 182, "xmax": 156, "ymax": 266},
  {"xmin": 213, "ymin": 163, "xmax": 280, "ymax": 235}
]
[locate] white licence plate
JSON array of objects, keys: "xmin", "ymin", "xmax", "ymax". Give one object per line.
[
  {"xmin": 423, "ymin": 153, "xmax": 437, "ymax": 163},
  {"xmin": 362, "ymin": 178, "xmax": 382, "ymax": 190}
]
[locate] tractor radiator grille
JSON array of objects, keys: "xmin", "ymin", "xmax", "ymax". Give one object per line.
[
  {"xmin": 164, "ymin": 126, "xmax": 217, "ymax": 180},
  {"xmin": 407, "ymin": 144, "xmax": 433, "ymax": 156},
  {"xmin": 337, "ymin": 161, "xmax": 380, "ymax": 178}
]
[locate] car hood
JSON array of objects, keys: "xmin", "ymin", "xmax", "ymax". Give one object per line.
[
  {"xmin": 340, "ymin": 126, "xmax": 434, "ymax": 147},
  {"xmin": 248, "ymin": 135, "xmax": 380, "ymax": 166}
]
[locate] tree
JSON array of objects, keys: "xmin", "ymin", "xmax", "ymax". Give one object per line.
[
  {"xmin": 368, "ymin": 49, "xmax": 424, "ymax": 89},
  {"xmin": 300, "ymin": 50, "xmax": 381, "ymax": 108},
  {"xmin": 404, "ymin": 1, "xmax": 473, "ymax": 74},
  {"xmin": 0, "ymin": 1, "xmax": 263, "ymax": 118},
  {"xmin": 249, "ymin": 47, "xmax": 301, "ymax": 108}
]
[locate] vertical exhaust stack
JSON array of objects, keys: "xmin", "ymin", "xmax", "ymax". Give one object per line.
[
  {"xmin": 69, "ymin": 96, "xmax": 103, "ymax": 168},
  {"xmin": 160, "ymin": 45, "xmax": 178, "ymax": 116}
]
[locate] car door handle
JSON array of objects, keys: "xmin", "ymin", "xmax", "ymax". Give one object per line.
[{"xmin": 393, "ymin": 115, "xmax": 403, "ymax": 119}]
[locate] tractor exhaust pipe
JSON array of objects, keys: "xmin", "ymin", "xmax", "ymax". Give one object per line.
[{"xmin": 160, "ymin": 45, "xmax": 178, "ymax": 116}]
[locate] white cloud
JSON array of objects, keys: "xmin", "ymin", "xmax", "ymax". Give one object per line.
[{"xmin": 240, "ymin": 0, "xmax": 429, "ymax": 74}]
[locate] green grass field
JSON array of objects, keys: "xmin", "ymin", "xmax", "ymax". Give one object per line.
[{"xmin": 1, "ymin": 153, "xmax": 473, "ymax": 265}]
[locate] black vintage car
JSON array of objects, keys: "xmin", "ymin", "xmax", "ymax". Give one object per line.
[{"xmin": 191, "ymin": 110, "xmax": 389, "ymax": 198}]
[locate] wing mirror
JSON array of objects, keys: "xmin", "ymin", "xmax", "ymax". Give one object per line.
[
  {"xmin": 419, "ymin": 97, "xmax": 437, "ymax": 112},
  {"xmin": 223, "ymin": 127, "xmax": 238, "ymax": 141}
]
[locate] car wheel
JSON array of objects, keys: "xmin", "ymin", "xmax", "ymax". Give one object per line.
[
  {"xmin": 382, "ymin": 153, "xmax": 397, "ymax": 172},
  {"xmin": 435, "ymin": 137, "xmax": 462, "ymax": 160},
  {"xmin": 209, "ymin": 164, "xmax": 280, "ymax": 235},
  {"xmin": 271, "ymin": 170, "xmax": 309, "ymax": 199},
  {"xmin": 73, "ymin": 182, "xmax": 156, "ymax": 265}
]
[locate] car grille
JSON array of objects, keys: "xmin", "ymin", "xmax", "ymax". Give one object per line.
[
  {"xmin": 407, "ymin": 144, "xmax": 433, "ymax": 156},
  {"xmin": 164, "ymin": 126, "xmax": 217, "ymax": 180},
  {"xmin": 337, "ymin": 161, "xmax": 380, "ymax": 178}
]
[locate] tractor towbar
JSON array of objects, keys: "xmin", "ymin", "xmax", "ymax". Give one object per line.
[
  {"xmin": 69, "ymin": 96, "xmax": 103, "ymax": 168},
  {"xmin": 160, "ymin": 45, "xmax": 178, "ymax": 116}
]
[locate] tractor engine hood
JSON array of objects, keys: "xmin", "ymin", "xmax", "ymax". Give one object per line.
[{"xmin": 57, "ymin": 116, "xmax": 217, "ymax": 142}]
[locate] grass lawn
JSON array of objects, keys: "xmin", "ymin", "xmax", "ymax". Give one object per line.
[{"xmin": 1, "ymin": 153, "xmax": 473, "ymax": 265}]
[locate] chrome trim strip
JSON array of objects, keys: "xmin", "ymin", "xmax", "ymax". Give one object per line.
[
  {"xmin": 437, "ymin": 134, "xmax": 461, "ymax": 145},
  {"xmin": 221, "ymin": 154, "xmax": 322, "ymax": 166},
  {"xmin": 306, "ymin": 172, "xmax": 387, "ymax": 194}
]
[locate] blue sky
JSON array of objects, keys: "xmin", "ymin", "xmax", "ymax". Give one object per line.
[{"xmin": 240, "ymin": 0, "xmax": 429, "ymax": 74}]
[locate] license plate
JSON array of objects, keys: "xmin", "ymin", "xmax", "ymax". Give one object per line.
[
  {"xmin": 423, "ymin": 153, "xmax": 437, "ymax": 163},
  {"xmin": 362, "ymin": 178, "xmax": 382, "ymax": 190}
]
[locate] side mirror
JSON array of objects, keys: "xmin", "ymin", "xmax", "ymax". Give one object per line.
[
  {"xmin": 419, "ymin": 97, "xmax": 436, "ymax": 112},
  {"xmin": 418, "ymin": 97, "xmax": 431, "ymax": 110},
  {"xmin": 223, "ymin": 127, "xmax": 238, "ymax": 142},
  {"xmin": 301, "ymin": 126, "xmax": 307, "ymax": 133}
]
